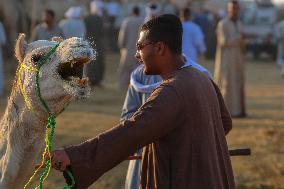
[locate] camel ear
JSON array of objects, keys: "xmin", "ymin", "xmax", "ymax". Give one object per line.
[
  {"xmin": 15, "ymin": 33, "xmax": 28, "ymax": 62},
  {"xmin": 51, "ymin": 36, "xmax": 64, "ymax": 43}
]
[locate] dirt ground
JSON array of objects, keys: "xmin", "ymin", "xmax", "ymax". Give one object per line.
[{"xmin": 0, "ymin": 52, "xmax": 284, "ymax": 189}]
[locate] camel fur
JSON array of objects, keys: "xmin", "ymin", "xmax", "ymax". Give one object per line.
[{"xmin": 0, "ymin": 33, "xmax": 95, "ymax": 189}]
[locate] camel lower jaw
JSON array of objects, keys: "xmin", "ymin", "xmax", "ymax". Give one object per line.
[
  {"xmin": 62, "ymin": 78, "xmax": 91, "ymax": 99},
  {"xmin": 65, "ymin": 76, "xmax": 89, "ymax": 87}
]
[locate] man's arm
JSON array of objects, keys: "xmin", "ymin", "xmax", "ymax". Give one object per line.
[
  {"xmin": 52, "ymin": 84, "xmax": 182, "ymax": 189},
  {"xmin": 195, "ymin": 26, "xmax": 206, "ymax": 56},
  {"xmin": 212, "ymin": 81, "xmax": 232, "ymax": 135}
]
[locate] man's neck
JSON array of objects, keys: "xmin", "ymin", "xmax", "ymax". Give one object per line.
[
  {"xmin": 45, "ymin": 22, "xmax": 54, "ymax": 30},
  {"xmin": 229, "ymin": 16, "xmax": 238, "ymax": 23},
  {"xmin": 160, "ymin": 55, "xmax": 184, "ymax": 80}
]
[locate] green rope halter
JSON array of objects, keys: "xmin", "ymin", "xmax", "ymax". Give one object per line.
[{"xmin": 23, "ymin": 43, "xmax": 76, "ymax": 189}]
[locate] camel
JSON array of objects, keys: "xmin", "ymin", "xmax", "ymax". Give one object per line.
[{"xmin": 0, "ymin": 34, "xmax": 95, "ymax": 189}]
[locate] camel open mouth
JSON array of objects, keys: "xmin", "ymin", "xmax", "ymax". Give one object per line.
[{"xmin": 57, "ymin": 58, "xmax": 89, "ymax": 87}]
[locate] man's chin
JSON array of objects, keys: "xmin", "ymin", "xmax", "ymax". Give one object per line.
[
  {"xmin": 143, "ymin": 66, "xmax": 159, "ymax": 75},
  {"xmin": 143, "ymin": 69, "xmax": 153, "ymax": 75}
]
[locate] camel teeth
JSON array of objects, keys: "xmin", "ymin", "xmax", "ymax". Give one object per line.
[{"xmin": 71, "ymin": 62, "xmax": 74, "ymax": 68}]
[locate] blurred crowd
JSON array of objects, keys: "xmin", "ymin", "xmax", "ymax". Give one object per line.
[
  {"xmin": 0, "ymin": 0, "xmax": 227, "ymax": 93},
  {"xmin": 0, "ymin": 1, "xmax": 283, "ymax": 188},
  {"xmin": 0, "ymin": 0, "xmax": 284, "ymax": 107}
]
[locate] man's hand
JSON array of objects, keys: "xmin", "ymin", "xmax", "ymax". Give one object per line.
[{"xmin": 50, "ymin": 150, "xmax": 71, "ymax": 172}]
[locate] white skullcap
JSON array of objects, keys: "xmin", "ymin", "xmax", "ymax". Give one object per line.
[
  {"xmin": 90, "ymin": 0, "xmax": 104, "ymax": 16},
  {"xmin": 145, "ymin": 3, "xmax": 161, "ymax": 17},
  {"xmin": 218, "ymin": 9, "xmax": 226, "ymax": 19},
  {"xmin": 65, "ymin": 6, "xmax": 82, "ymax": 19}
]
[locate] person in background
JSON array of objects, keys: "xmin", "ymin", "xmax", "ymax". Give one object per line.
[
  {"xmin": 30, "ymin": 9, "xmax": 64, "ymax": 42},
  {"xmin": 105, "ymin": 0, "xmax": 120, "ymax": 51},
  {"xmin": 59, "ymin": 6, "xmax": 86, "ymax": 39},
  {"xmin": 275, "ymin": 19, "xmax": 284, "ymax": 77},
  {"xmin": 144, "ymin": 1, "xmax": 161, "ymax": 22},
  {"xmin": 50, "ymin": 14, "xmax": 235, "ymax": 189},
  {"xmin": 193, "ymin": 7, "xmax": 210, "ymax": 40},
  {"xmin": 0, "ymin": 20, "xmax": 6, "ymax": 96},
  {"xmin": 90, "ymin": 0, "xmax": 104, "ymax": 17},
  {"xmin": 162, "ymin": 2, "xmax": 178, "ymax": 15},
  {"xmin": 214, "ymin": 0, "xmax": 246, "ymax": 117},
  {"xmin": 122, "ymin": 54, "xmax": 212, "ymax": 189},
  {"xmin": 180, "ymin": 8, "xmax": 206, "ymax": 62},
  {"xmin": 118, "ymin": 6, "xmax": 143, "ymax": 91},
  {"xmin": 83, "ymin": 1, "xmax": 105, "ymax": 87}
]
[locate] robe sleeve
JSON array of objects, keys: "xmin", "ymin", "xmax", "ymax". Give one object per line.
[
  {"xmin": 194, "ymin": 26, "xmax": 206, "ymax": 55},
  {"xmin": 212, "ymin": 81, "xmax": 232, "ymax": 135},
  {"xmin": 64, "ymin": 84, "xmax": 182, "ymax": 189}
]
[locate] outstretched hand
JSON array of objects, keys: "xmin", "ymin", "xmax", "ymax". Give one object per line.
[{"xmin": 50, "ymin": 150, "xmax": 71, "ymax": 172}]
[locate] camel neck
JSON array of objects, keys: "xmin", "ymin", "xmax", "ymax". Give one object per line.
[{"xmin": 2, "ymin": 91, "xmax": 48, "ymax": 130}]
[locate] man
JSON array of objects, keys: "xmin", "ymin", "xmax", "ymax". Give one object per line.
[
  {"xmin": 59, "ymin": 6, "xmax": 86, "ymax": 39},
  {"xmin": 117, "ymin": 6, "xmax": 143, "ymax": 90},
  {"xmin": 83, "ymin": 2, "xmax": 105, "ymax": 86},
  {"xmin": 0, "ymin": 20, "xmax": 6, "ymax": 96},
  {"xmin": 180, "ymin": 8, "xmax": 206, "ymax": 62},
  {"xmin": 275, "ymin": 19, "xmax": 284, "ymax": 77},
  {"xmin": 30, "ymin": 9, "xmax": 64, "ymax": 42},
  {"xmin": 105, "ymin": 0, "xmax": 120, "ymax": 51},
  {"xmin": 214, "ymin": 0, "xmax": 246, "ymax": 117},
  {"xmin": 51, "ymin": 14, "xmax": 235, "ymax": 189},
  {"xmin": 144, "ymin": 1, "xmax": 161, "ymax": 23},
  {"xmin": 122, "ymin": 56, "xmax": 212, "ymax": 189}
]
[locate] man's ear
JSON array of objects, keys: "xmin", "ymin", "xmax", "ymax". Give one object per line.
[
  {"xmin": 15, "ymin": 33, "xmax": 28, "ymax": 63},
  {"xmin": 156, "ymin": 42, "xmax": 166, "ymax": 55}
]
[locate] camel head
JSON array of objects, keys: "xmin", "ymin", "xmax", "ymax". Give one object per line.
[{"xmin": 14, "ymin": 34, "xmax": 95, "ymax": 116}]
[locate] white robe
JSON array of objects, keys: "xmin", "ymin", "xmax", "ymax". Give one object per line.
[
  {"xmin": 214, "ymin": 18, "xmax": 245, "ymax": 116},
  {"xmin": 0, "ymin": 22, "xmax": 6, "ymax": 95}
]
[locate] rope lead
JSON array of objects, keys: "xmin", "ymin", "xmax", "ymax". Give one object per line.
[{"xmin": 22, "ymin": 43, "xmax": 76, "ymax": 189}]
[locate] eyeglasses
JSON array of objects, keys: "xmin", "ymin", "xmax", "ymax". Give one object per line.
[{"xmin": 136, "ymin": 42, "xmax": 154, "ymax": 51}]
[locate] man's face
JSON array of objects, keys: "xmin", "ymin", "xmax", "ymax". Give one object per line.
[
  {"xmin": 135, "ymin": 31, "xmax": 159, "ymax": 75},
  {"xmin": 42, "ymin": 12, "xmax": 53, "ymax": 24},
  {"xmin": 228, "ymin": 2, "xmax": 239, "ymax": 20}
]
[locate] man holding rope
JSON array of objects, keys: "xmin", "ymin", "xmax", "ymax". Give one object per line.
[{"xmin": 50, "ymin": 14, "xmax": 235, "ymax": 189}]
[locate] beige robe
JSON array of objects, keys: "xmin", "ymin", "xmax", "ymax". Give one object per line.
[{"xmin": 214, "ymin": 18, "xmax": 245, "ymax": 117}]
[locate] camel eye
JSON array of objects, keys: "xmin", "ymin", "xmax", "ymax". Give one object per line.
[{"xmin": 31, "ymin": 54, "xmax": 43, "ymax": 62}]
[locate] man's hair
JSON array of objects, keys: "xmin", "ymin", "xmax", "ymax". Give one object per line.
[
  {"xmin": 44, "ymin": 9, "xmax": 55, "ymax": 18},
  {"xmin": 180, "ymin": 8, "xmax": 191, "ymax": 19},
  {"xmin": 132, "ymin": 6, "xmax": 140, "ymax": 16},
  {"xmin": 149, "ymin": 3, "xmax": 158, "ymax": 10},
  {"xmin": 229, "ymin": 0, "xmax": 239, "ymax": 6},
  {"xmin": 140, "ymin": 14, "xmax": 182, "ymax": 54}
]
